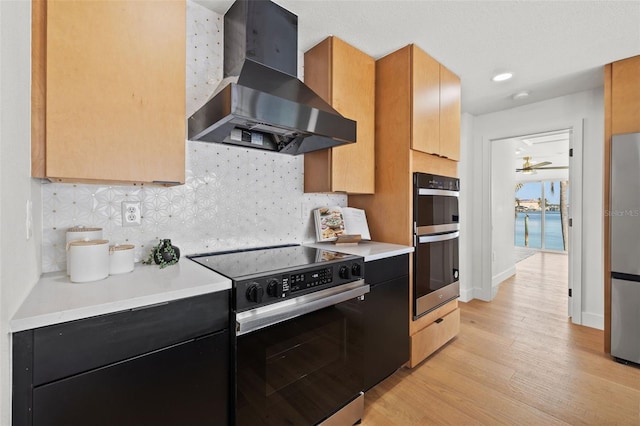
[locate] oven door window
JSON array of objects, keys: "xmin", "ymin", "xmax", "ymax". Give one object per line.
[
  {"xmin": 415, "ymin": 194, "xmax": 459, "ymax": 233},
  {"xmin": 236, "ymin": 298, "xmax": 364, "ymax": 425},
  {"xmin": 414, "ymin": 235, "xmax": 459, "ymax": 299}
]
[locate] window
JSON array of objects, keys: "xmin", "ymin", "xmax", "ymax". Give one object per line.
[{"xmin": 515, "ymin": 180, "xmax": 569, "ymax": 251}]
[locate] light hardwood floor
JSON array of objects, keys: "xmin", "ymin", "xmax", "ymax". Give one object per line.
[{"xmin": 363, "ymin": 252, "xmax": 640, "ymax": 425}]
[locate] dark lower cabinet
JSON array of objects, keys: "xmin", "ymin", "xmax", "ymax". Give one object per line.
[
  {"xmin": 12, "ymin": 291, "xmax": 231, "ymax": 426},
  {"xmin": 364, "ymin": 254, "xmax": 410, "ymax": 391},
  {"xmin": 33, "ymin": 330, "xmax": 228, "ymax": 426}
]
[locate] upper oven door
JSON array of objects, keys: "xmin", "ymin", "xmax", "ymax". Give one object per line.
[
  {"xmin": 414, "ymin": 181, "xmax": 459, "ymax": 235},
  {"xmin": 235, "ymin": 282, "xmax": 368, "ymax": 425}
]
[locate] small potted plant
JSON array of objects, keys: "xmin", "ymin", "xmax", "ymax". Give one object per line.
[{"xmin": 143, "ymin": 239, "xmax": 180, "ymax": 268}]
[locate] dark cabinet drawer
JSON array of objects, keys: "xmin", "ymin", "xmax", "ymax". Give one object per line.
[
  {"xmin": 365, "ymin": 254, "xmax": 409, "ymax": 285},
  {"xmin": 33, "ymin": 291, "xmax": 229, "ymax": 385},
  {"xmin": 33, "ymin": 330, "xmax": 229, "ymax": 426}
]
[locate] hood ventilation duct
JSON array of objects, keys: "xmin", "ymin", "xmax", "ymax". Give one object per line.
[{"xmin": 187, "ymin": 0, "xmax": 356, "ymax": 155}]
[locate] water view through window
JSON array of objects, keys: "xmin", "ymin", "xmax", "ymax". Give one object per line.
[{"xmin": 515, "ymin": 181, "xmax": 569, "ymax": 252}]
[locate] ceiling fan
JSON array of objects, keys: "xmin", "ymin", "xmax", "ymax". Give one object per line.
[{"xmin": 515, "ymin": 156, "xmax": 569, "ymax": 173}]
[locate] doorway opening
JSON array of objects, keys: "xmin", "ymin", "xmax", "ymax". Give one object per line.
[{"xmin": 490, "ymin": 126, "xmax": 582, "ymax": 321}]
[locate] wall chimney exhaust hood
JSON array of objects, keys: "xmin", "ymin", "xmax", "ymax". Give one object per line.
[{"xmin": 187, "ymin": 0, "xmax": 356, "ymax": 155}]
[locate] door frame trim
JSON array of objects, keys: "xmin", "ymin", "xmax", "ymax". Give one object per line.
[{"xmin": 482, "ymin": 119, "xmax": 584, "ymax": 324}]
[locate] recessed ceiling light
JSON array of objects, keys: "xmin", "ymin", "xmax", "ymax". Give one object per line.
[
  {"xmin": 492, "ymin": 72, "xmax": 513, "ymax": 82},
  {"xmin": 513, "ymin": 91, "xmax": 530, "ymax": 100}
]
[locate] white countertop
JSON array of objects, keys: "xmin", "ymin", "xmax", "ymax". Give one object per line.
[
  {"xmin": 304, "ymin": 241, "xmax": 413, "ymax": 262},
  {"xmin": 10, "ymin": 259, "xmax": 231, "ymax": 332}
]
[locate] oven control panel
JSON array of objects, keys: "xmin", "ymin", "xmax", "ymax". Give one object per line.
[
  {"xmin": 290, "ymin": 267, "xmax": 333, "ymax": 292},
  {"xmin": 414, "ymin": 172, "xmax": 460, "ymax": 191},
  {"xmin": 235, "ymin": 259, "xmax": 364, "ymax": 312}
]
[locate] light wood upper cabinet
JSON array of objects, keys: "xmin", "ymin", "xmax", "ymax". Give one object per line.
[
  {"xmin": 409, "ymin": 45, "xmax": 460, "ymax": 161},
  {"xmin": 303, "ymin": 36, "xmax": 375, "ymax": 194},
  {"xmin": 411, "ymin": 47, "xmax": 440, "ymax": 156},
  {"xmin": 439, "ymin": 64, "xmax": 461, "ymax": 161},
  {"xmin": 611, "ymin": 55, "xmax": 640, "ymax": 135},
  {"xmin": 32, "ymin": 0, "xmax": 186, "ymax": 185}
]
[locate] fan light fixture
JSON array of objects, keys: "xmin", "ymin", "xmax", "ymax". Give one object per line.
[
  {"xmin": 492, "ymin": 72, "xmax": 513, "ymax": 82},
  {"xmin": 521, "ymin": 157, "xmax": 535, "ymax": 174}
]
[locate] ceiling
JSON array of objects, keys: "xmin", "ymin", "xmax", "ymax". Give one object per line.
[
  {"xmin": 509, "ymin": 129, "xmax": 571, "ymax": 182},
  {"xmin": 195, "ymin": 0, "xmax": 640, "ymax": 116}
]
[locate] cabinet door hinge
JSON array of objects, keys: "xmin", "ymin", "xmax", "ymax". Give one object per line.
[
  {"xmin": 569, "ymin": 218, "xmax": 573, "ymax": 227},
  {"xmin": 568, "ymin": 288, "xmax": 572, "ymax": 297},
  {"xmin": 569, "ymin": 148, "xmax": 574, "ymax": 157}
]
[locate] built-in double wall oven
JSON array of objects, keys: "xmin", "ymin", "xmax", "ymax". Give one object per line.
[{"xmin": 413, "ymin": 173, "xmax": 460, "ymax": 319}]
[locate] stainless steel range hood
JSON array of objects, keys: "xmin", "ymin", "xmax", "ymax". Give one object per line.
[{"xmin": 188, "ymin": 0, "xmax": 356, "ymax": 155}]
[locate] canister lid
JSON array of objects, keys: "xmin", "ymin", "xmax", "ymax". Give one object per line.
[
  {"xmin": 67, "ymin": 226, "xmax": 102, "ymax": 233},
  {"xmin": 68, "ymin": 239, "xmax": 109, "ymax": 247},
  {"xmin": 109, "ymin": 244, "xmax": 135, "ymax": 252}
]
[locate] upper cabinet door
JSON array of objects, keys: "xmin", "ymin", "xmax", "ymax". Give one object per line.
[
  {"xmin": 411, "ymin": 46, "xmax": 440, "ymax": 156},
  {"xmin": 438, "ymin": 64, "xmax": 461, "ymax": 161},
  {"xmin": 410, "ymin": 46, "xmax": 460, "ymax": 161},
  {"xmin": 611, "ymin": 55, "xmax": 640, "ymax": 135},
  {"xmin": 34, "ymin": 0, "xmax": 186, "ymax": 185},
  {"xmin": 304, "ymin": 36, "xmax": 375, "ymax": 194},
  {"xmin": 330, "ymin": 37, "xmax": 376, "ymax": 194}
]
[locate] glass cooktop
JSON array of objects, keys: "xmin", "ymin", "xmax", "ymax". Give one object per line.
[{"xmin": 188, "ymin": 244, "xmax": 357, "ymax": 280}]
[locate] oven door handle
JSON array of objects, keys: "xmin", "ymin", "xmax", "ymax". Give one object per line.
[
  {"xmin": 418, "ymin": 231, "xmax": 459, "ymax": 244},
  {"xmin": 236, "ymin": 279, "xmax": 369, "ymax": 336},
  {"xmin": 417, "ymin": 188, "xmax": 459, "ymax": 197}
]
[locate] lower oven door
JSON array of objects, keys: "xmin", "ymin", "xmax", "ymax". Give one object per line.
[
  {"xmin": 235, "ymin": 280, "xmax": 369, "ymax": 426},
  {"xmin": 414, "ymin": 231, "xmax": 459, "ymax": 319}
]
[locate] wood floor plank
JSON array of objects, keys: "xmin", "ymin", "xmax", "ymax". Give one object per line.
[{"xmin": 363, "ymin": 252, "xmax": 640, "ymax": 425}]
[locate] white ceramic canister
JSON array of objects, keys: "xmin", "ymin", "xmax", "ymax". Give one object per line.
[
  {"xmin": 66, "ymin": 226, "xmax": 103, "ymax": 275},
  {"xmin": 109, "ymin": 244, "xmax": 135, "ymax": 275},
  {"xmin": 68, "ymin": 239, "xmax": 110, "ymax": 283}
]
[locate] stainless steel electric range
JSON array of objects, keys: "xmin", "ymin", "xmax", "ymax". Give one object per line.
[{"xmin": 189, "ymin": 244, "xmax": 368, "ymax": 426}]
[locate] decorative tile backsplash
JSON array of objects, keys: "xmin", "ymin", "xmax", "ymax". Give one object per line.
[{"xmin": 40, "ymin": 2, "xmax": 346, "ymax": 273}]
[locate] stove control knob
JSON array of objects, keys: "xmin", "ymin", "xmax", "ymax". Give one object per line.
[
  {"xmin": 339, "ymin": 265, "xmax": 351, "ymax": 280},
  {"xmin": 246, "ymin": 284, "xmax": 264, "ymax": 303},
  {"xmin": 266, "ymin": 279, "xmax": 279, "ymax": 297},
  {"xmin": 351, "ymin": 263, "xmax": 362, "ymax": 277}
]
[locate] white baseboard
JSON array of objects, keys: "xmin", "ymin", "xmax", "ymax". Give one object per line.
[
  {"xmin": 459, "ymin": 286, "xmax": 474, "ymax": 302},
  {"xmin": 492, "ymin": 266, "xmax": 516, "ymax": 287},
  {"xmin": 491, "ymin": 266, "xmax": 516, "ymax": 299},
  {"xmin": 461, "ymin": 267, "xmax": 515, "ymax": 303},
  {"xmin": 580, "ymin": 312, "xmax": 604, "ymax": 330}
]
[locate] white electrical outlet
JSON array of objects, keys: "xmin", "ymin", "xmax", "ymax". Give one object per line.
[{"xmin": 121, "ymin": 201, "xmax": 142, "ymax": 227}]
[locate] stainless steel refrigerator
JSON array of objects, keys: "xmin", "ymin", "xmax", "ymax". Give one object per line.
[{"xmin": 610, "ymin": 132, "xmax": 640, "ymax": 364}]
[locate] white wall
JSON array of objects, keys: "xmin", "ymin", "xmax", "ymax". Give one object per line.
[
  {"xmin": 491, "ymin": 138, "xmax": 516, "ymax": 287},
  {"xmin": 469, "ymin": 88, "xmax": 604, "ymax": 328},
  {"xmin": 1, "ymin": 1, "xmax": 43, "ymax": 424},
  {"xmin": 458, "ymin": 112, "xmax": 474, "ymax": 302}
]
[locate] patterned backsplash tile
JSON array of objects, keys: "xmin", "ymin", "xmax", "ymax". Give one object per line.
[
  {"xmin": 40, "ymin": 2, "xmax": 346, "ymax": 273},
  {"xmin": 41, "ymin": 145, "xmax": 345, "ymax": 273}
]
